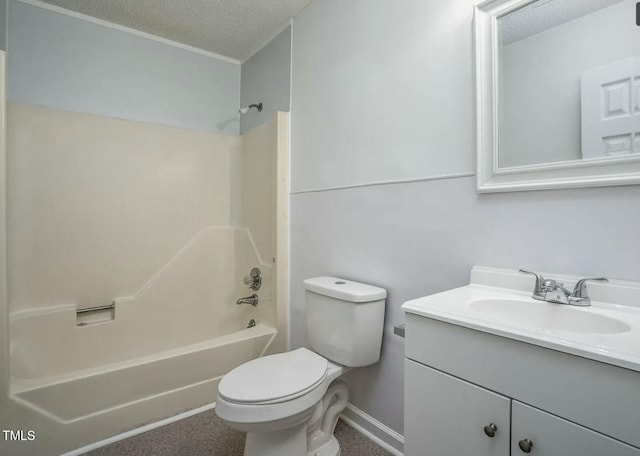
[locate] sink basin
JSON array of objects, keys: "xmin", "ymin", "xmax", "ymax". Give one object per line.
[{"xmin": 470, "ymin": 298, "xmax": 631, "ymax": 334}]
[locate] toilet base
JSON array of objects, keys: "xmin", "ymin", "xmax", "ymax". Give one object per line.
[
  {"xmin": 308, "ymin": 435, "xmax": 340, "ymax": 456},
  {"xmin": 243, "ymin": 424, "xmax": 342, "ymax": 456},
  {"xmin": 244, "ymin": 422, "xmax": 308, "ymax": 456},
  {"xmin": 306, "ymin": 381, "xmax": 348, "ymax": 456}
]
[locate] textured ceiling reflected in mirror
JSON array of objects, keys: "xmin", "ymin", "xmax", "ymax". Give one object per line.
[{"xmin": 499, "ymin": 0, "xmax": 624, "ymax": 44}]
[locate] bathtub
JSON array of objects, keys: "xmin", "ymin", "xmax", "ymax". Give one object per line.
[{"xmin": 11, "ymin": 323, "xmax": 276, "ymax": 423}]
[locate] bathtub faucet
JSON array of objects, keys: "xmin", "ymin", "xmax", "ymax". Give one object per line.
[{"xmin": 236, "ymin": 294, "xmax": 258, "ymax": 306}]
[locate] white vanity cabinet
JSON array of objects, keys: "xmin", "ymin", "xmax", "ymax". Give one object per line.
[{"xmin": 403, "ymin": 313, "xmax": 640, "ymax": 456}]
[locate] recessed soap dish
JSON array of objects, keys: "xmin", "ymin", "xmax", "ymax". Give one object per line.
[{"xmin": 77, "ymin": 302, "xmax": 115, "ymax": 326}]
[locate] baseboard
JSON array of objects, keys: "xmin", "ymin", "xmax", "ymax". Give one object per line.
[
  {"xmin": 60, "ymin": 402, "xmax": 216, "ymax": 456},
  {"xmin": 340, "ymin": 402, "xmax": 404, "ymax": 456}
]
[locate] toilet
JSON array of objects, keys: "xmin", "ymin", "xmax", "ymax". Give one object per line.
[{"xmin": 215, "ymin": 276, "xmax": 386, "ymax": 456}]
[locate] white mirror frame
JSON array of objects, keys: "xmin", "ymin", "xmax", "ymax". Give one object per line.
[{"xmin": 475, "ymin": 0, "xmax": 640, "ymax": 193}]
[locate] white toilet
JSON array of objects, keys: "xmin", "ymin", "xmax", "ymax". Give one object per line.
[{"xmin": 215, "ymin": 276, "xmax": 386, "ymax": 456}]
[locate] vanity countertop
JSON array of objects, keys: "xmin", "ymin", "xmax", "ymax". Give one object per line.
[{"xmin": 402, "ymin": 266, "xmax": 640, "ymax": 372}]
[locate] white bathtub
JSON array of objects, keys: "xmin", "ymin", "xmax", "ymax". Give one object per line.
[{"xmin": 12, "ymin": 323, "xmax": 275, "ymax": 423}]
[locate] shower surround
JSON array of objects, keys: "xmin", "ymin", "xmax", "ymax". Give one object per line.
[{"xmin": 1, "ymin": 103, "xmax": 289, "ymax": 455}]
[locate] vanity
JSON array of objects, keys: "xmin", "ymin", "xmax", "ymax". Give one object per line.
[{"xmin": 402, "ymin": 266, "xmax": 640, "ymax": 456}]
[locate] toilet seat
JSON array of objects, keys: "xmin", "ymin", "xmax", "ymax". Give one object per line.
[{"xmin": 218, "ymin": 348, "xmax": 328, "ymax": 405}]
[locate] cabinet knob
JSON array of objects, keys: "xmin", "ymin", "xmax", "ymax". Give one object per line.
[
  {"xmin": 518, "ymin": 438, "xmax": 533, "ymax": 453},
  {"xmin": 483, "ymin": 423, "xmax": 497, "ymax": 438}
]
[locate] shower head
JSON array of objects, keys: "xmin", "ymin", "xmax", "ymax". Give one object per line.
[{"xmin": 239, "ymin": 102, "xmax": 263, "ymax": 115}]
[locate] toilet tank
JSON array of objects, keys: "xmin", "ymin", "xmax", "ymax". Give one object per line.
[{"xmin": 303, "ymin": 277, "xmax": 386, "ymax": 367}]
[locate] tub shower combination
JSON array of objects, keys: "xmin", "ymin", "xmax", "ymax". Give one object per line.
[{"xmin": 2, "ymin": 103, "xmax": 289, "ymax": 455}]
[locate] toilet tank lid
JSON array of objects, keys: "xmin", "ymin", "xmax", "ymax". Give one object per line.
[{"xmin": 303, "ymin": 277, "xmax": 387, "ymax": 303}]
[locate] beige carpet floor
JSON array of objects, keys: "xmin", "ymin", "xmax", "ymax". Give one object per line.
[{"xmin": 84, "ymin": 409, "xmax": 393, "ymax": 456}]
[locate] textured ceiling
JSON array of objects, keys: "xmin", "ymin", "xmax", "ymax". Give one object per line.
[
  {"xmin": 500, "ymin": 0, "xmax": 624, "ymax": 44},
  {"xmin": 39, "ymin": 0, "xmax": 312, "ymax": 61}
]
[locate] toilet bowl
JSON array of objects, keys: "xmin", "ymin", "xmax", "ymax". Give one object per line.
[
  {"xmin": 216, "ymin": 348, "xmax": 349, "ymax": 456},
  {"xmin": 215, "ymin": 277, "xmax": 386, "ymax": 456}
]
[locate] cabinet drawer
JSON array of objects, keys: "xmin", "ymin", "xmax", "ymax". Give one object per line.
[
  {"xmin": 405, "ymin": 360, "xmax": 510, "ymax": 456},
  {"xmin": 512, "ymin": 402, "xmax": 640, "ymax": 456}
]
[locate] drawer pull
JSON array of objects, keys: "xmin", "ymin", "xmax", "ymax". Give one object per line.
[
  {"xmin": 483, "ymin": 423, "xmax": 497, "ymax": 438},
  {"xmin": 518, "ymin": 438, "xmax": 533, "ymax": 453}
]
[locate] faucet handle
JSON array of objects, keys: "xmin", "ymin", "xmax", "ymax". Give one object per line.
[
  {"xmin": 572, "ymin": 277, "xmax": 608, "ymax": 298},
  {"xmin": 519, "ymin": 269, "xmax": 547, "ymax": 299}
]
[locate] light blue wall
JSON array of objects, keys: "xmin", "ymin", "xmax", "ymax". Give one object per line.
[
  {"xmin": 7, "ymin": 0, "xmax": 240, "ymax": 134},
  {"xmin": 291, "ymin": 0, "xmax": 475, "ymax": 192},
  {"xmin": 0, "ymin": 0, "xmax": 6, "ymax": 51},
  {"xmin": 290, "ymin": 178, "xmax": 640, "ymax": 439},
  {"xmin": 240, "ymin": 26, "xmax": 291, "ymax": 134},
  {"xmin": 289, "ymin": 0, "xmax": 640, "ymax": 440}
]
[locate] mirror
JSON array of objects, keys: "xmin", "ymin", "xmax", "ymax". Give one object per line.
[{"xmin": 475, "ymin": 0, "xmax": 640, "ymax": 192}]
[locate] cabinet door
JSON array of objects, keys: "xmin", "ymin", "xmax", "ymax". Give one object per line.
[
  {"xmin": 512, "ymin": 401, "xmax": 640, "ymax": 456},
  {"xmin": 404, "ymin": 360, "xmax": 510, "ymax": 456}
]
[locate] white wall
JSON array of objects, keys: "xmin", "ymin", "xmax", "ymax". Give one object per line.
[
  {"xmin": 290, "ymin": 0, "xmax": 640, "ymax": 439},
  {"xmin": 7, "ymin": 0, "xmax": 241, "ymax": 134},
  {"xmin": 500, "ymin": 0, "xmax": 640, "ymax": 167},
  {"xmin": 240, "ymin": 26, "xmax": 291, "ymax": 134}
]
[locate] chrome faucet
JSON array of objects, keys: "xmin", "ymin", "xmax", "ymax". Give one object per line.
[
  {"xmin": 519, "ymin": 270, "xmax": 608, "ymax": 307},
  {"xmin": 236, "ymin": 294, "xmax": 258, "ymax": 306}
]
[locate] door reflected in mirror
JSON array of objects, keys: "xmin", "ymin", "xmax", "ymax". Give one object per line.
[{"xmin": 497, "ymin": 0, "xmax": 640, "ymax": 169}]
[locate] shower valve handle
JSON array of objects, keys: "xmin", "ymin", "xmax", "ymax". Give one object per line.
[{"xmin": 243, "ymin": 267, "xmax": 262, "ymax": 291}]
